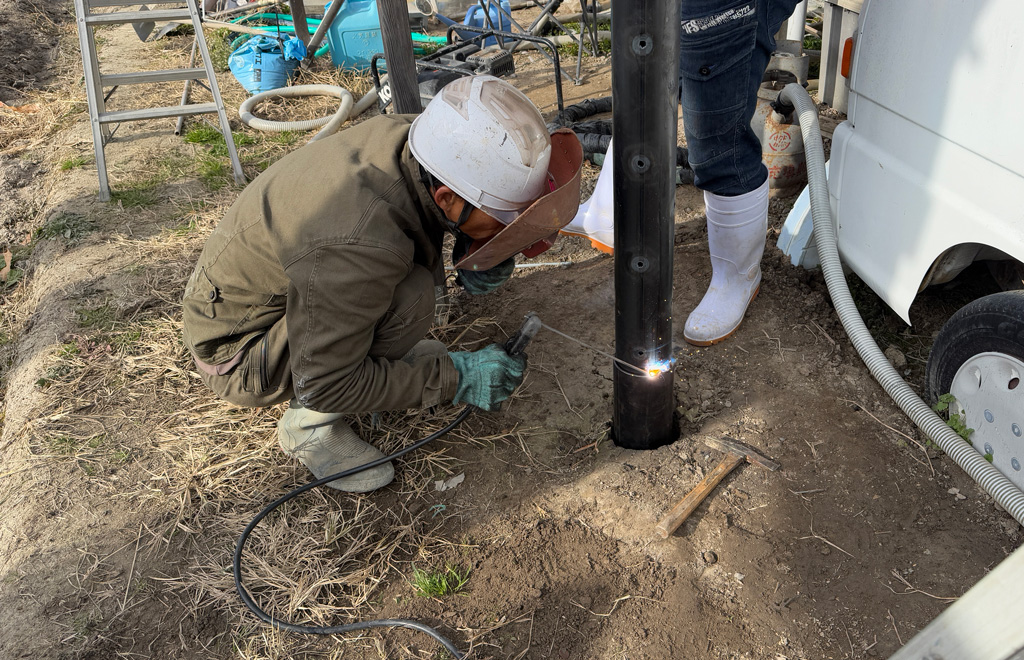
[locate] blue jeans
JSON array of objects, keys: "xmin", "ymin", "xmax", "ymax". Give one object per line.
[{"xmin": 679, "ymin": 0, "xmax": 801, "ymax": 195}]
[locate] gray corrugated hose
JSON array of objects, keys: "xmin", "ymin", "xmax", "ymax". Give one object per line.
[
  {"xmin": 239, "ymin": 84, "xmax": 379, "ymax": 142},
  {"xmin": 779, "ymin": 82, "xmax": 1024, "ymax": 525}
]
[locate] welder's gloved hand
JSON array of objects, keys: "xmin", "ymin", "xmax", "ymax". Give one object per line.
[
  {"xmin": 448, "ymin": 344, "xmax": 527, "ymax": 412},
  {"xmin": 456, "ymin": 256, "xmax": 515, "ymax": 295}
]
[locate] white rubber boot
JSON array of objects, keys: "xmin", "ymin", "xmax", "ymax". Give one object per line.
[
  {"xmin": 560, "ymin": 137, "xmax": 614, "ymax": 254},
  {"xmin": 278, "ymin": 402, "xmax": 394, "ymax": 493},
  {"xmin": 684, "ymin": 178, "xmax": 769, "ymax": 346}
]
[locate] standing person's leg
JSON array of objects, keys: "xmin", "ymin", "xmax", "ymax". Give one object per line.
[
  {"xmin": 278, "ymin": 265, "xmax": 439, "ymax": 492},
  {"xmin": 679, "ymin": 0, "xmax": 799, "ymax": 345}
]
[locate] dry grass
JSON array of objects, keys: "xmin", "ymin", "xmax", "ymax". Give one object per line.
[
  {"xmin": 2, "ymin": 16, "xmax": 521, "ymax": 657},
  {"xmin": 17, "ymin": 193, "xmax": 514, "ymax": 656},
  {"xmin": 0, "ymin": 28, "xmax": 88, "ymax": 156}
]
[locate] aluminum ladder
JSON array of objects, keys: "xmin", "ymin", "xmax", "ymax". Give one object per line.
[{"xmin": 72, "ymin": 0, "xmax": 245, "ymax": 201}]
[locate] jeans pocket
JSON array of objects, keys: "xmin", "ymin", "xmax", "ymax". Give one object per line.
[{"xmin": 679, "ymin": 0, "xmax": 758, "ymax": 139}]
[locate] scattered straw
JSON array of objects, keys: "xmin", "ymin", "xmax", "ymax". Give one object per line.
[
  {"xmin": 21, "ymin": 211, "xmax": 519, "ymax": 655},
  {"xmin": 885, "ymin": 569, "xmax": 958, "ymax": 603},
  {"xmin": 4, "ymin": 23, "xmax": 527, "ymax": 656}
]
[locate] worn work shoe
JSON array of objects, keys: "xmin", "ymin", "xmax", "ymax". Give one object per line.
[
  {"xmin": 277, "ymin": 403, "xmax": 394, "ymax": 493},
  {"xmin": 684, "ymin": 178, "xmax": 769, "ymax": 346},
  {"xmin": 560, "ymin": 137, "xmax": 614, "ymax": 254}
]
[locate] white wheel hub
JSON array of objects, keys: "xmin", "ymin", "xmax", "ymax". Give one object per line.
[{"xmin": 949, "ymin": 351, "xmax": 1024, "ymax": 490}]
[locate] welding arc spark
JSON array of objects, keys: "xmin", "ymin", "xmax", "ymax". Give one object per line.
[{"xmin": 644, "ymin": 358, "xmax": 676, "ymax": 378}]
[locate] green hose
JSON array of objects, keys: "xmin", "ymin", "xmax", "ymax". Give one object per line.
[
  {"xmin": 230, "ymin": 12, "xmax": 322, "ymax": 25},
  {"xmin": 410, "ymin": 31, "xmax": 447, "ymax": 45}
]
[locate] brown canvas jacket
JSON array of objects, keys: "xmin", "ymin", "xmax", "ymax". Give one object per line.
[{"xmin": 182, "ymin": 114, "xmax": 458, "ymax": 412}]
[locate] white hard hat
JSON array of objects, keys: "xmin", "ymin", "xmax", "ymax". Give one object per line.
[{"xmin": 408, "ymin": 75, "xmax": 552, "ymax": 219}]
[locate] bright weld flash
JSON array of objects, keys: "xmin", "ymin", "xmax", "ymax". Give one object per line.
[{"xmin": 645, "ymin": 358, "xmax": 675, "ymax": 378}]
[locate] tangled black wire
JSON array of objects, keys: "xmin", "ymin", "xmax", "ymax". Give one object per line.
[{"xmin": 549, "ymin": 95, "xmax": 694, "ymax": 183}]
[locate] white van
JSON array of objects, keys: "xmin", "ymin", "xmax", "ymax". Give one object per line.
[{"xmin": 780, "ymin": 0, "xmax": 1024, "ymax": 486}]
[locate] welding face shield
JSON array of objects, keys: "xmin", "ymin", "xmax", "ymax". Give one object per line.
[{"xmin": 452, "ymin": 128, "xmax": 584, "ymax": 272}]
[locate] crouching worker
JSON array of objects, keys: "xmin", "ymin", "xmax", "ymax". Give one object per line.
[{"xmin": 182, "ymin": 75, "xmax": 582, "ymax": 493}]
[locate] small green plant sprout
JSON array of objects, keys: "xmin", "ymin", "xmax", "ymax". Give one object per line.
[
  {"xmin": 803, "ymin": 35, "xmax": 822, "ymax": 50},
  {"xmin": 184, "ymin": 124, "xmax": 223, "ymax": 145},
  {"xmin": 932, "ymin": 393, "xmax": 975, "ymax": 444},
  {"xmin": 36, "ymin": 342, "xmax": 81, "ymax": 387},
  {"xmin": 111, "ymin": 186, "xmax": 159, "ymax": 209},
  {"xmin": 206, "ymin": 28, "xmax": 234, "ymax": 71},
  {"xmin": 71, "ymin": 611, "xmax": 98, "ymax": 638},
  {"xmin": 110, "ymin": 326, "xmax": 143, "ymax": 353},
  {"xmin": 76, "ymin": 302, "xmax": 116, "ymax": 332},
  {"xmin": 270, "ymin": 130, "xmax": 300, "ymax": 146},
  {"xmin": 48, "ymin": 435, "xmax": 80, "ymax": 455},
  {"xmin": 185, "ymin": 125, "xmax": 255, "ymax": 189},
  {"xmin": 557, "ymin": 33, "xmax": 611, "ymax": 58},
  {"xmin": 198, "ymin": 155, "xmax": 230, "ymax": 189},
  {"xmin": 185, "ymin": 124, "xmax": 257, "ymax": 155},
  {"xmin": 35, "ymin": 212, "xmax": 95, "ymax": 243},
  {"xmin": 410, "ymin": 564, "xmax": 470, "ymax": 598},
  {"xmin": 60, "ymin": 155, "xmax": 90, "ymax": 171},
  {"xmin": 1, "ymin": 248, "xmax": 23, "ymax": 289}
]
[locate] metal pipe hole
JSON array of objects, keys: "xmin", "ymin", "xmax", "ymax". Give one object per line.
[
  {"xmin": 1010, "ymin": 377, "xmax": 1020, "ymax": 390},
  {"xmin": 631, "ymin": 256, "xmax": 650, "ymax": 272},
  {"xmin": 631, "ymin": 34, "xmax": 653, "ymax": 55}
]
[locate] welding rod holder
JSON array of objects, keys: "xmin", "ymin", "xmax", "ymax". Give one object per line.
[{"xmin": 504, "ymin": 313, "xmax": 542, "ymax": 357}]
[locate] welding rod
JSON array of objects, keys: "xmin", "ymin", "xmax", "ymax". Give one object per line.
[{"xmin": 536, "ymin": 321, "xmax": 649, "ymax": 377}]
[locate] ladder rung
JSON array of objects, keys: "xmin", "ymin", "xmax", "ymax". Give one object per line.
[
  {"xmin": 89, "ymin": 0, "xmax": 183, "ymax": 6},
  {"xmin": 99, "ymin": 102, "xmax": 218, "ymax": 123},
  {"xmin": 101, "ymin": 68, "xmax": 207, "ymax": 85},
  {"xmin": 85, "ymin": 8, "xmax": 191, "ymax": 23}
]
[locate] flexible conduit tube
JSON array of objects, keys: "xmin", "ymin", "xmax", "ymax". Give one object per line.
[
  {"xmin": 238, "ymin": 85, "xmax": 378, "ymax": 142},
  {"xmin": 779, "ymin": 83, "xmax": 1024, "ymax": 525}
]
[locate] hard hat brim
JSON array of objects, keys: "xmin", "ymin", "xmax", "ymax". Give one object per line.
[{"xmin": 454, "ymin": 129, "xmax": 583, "ymax": 272}]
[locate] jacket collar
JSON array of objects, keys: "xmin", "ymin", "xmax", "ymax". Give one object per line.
[{"xmin": 402, "ymin": 143, "xmax": 450, "ymax": 237}]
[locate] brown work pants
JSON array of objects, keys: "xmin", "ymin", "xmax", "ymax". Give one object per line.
[{"xmin": 197, "ymin": 264, "xmax": 436, "ymax": 409}]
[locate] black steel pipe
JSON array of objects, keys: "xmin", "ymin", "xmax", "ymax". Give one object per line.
[{"xmin": 610, "ymin": 0, "xmax": 679, "ymax": 449}]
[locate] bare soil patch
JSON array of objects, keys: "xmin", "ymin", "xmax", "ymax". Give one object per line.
[{"xmin": 0, "ymin": 3, "xmax": 1019, "ymax": 660}]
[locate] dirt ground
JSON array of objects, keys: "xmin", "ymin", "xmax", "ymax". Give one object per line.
[{"xmin": 1, "ymin": 2, "xmax": 1021, "ymax": 659}]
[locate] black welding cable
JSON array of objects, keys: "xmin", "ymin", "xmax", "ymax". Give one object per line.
[
  {"xmin": 233, "ymin": 406, "xmax": 473, "ymax": 659},
  {"xmin": 548, "ymin": 95, "xmax": 613, "ymax": 127},
  {"xmin": 548, "ymin": 97, "xmax": 693, "ymax": 171}
]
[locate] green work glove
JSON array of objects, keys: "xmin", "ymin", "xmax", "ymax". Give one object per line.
[
  {"xmin": 448, "ymin": 344, "xmax": 527, "ymax": 412},
  {"xmin": 456, "ymin": 256, "xmax": 516, "ymax": 295}
]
